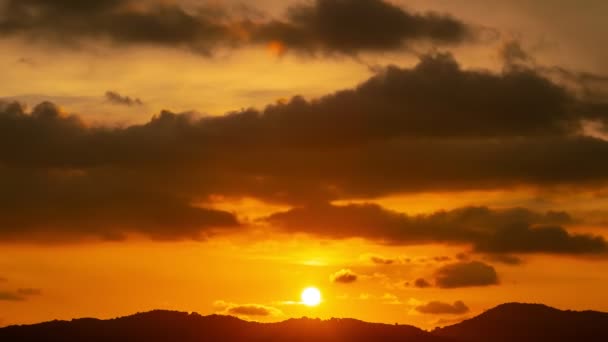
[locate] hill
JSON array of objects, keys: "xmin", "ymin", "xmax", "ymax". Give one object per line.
[
  {"xmin": 1, "ymin": 303, "xmax": 608, "ymax": 341},
  {"xmin": 0, "ymin": 311, "xmax": 450, "ymax": 342},
  {"xmin": 434, "ymin": 302, "xmax": 608, "ymax": 342}
]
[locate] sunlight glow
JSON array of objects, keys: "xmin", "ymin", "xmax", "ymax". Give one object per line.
[{"xmin": 301, "ymin": 287, "xmax": 322, "ymax": 307}]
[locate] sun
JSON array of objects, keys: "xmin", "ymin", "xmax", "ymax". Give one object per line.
[{"xmin": 301, "ymin": 287, "xmax": 322, "ymax": 307}]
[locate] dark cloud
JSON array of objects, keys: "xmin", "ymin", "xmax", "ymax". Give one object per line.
[
  {"xmin": 0, "ymin": 0, "xmax": 476, "ymax": 55},
  {"xmin": 498, "ymin": 40, "xmax": 608, "ymax": 103},
  {"xmin": 105, "ymin": 91, "xmax": 143, "ymax": 106},
  {"xmin": 0, "ymin": 288, "xmax": 40, "ymax": 301},
  {"xmin": 203, "ymin": 53, "xmax": 592, "ymax": 144},
  {"xmin": 0, "ymin": 291, "xmax": 24, "ymax": 301},
  {"xmin": 414, "ymin": 278, "xmax": 432, "ymax": 288},
  {"xmin": 416, "ymin": 300, "xmax": 470, "ymax": 315},
  {"xmin": 1, "ymin": 54, "xmax": 608, "ymax": 242},
  {"xmin": 227, "ymin": 305, "xmax": 275, "ymax": 317},
  {"xmin": 0, "ymin": 101, "xmax": 240, "ymax": 242},
  {"xmin": 434, "ymin": 256, "xmax": 452, "ymax": 262},
  {"xmin": 500, "ymin": 40, "xmax": 533, "ymax": 67},
  {"xmin": 0, "ymin": 0, "xmax": 240, "ymax": 54},
  {"xmin": 330, "ymin": 269, "xmax": 358, "ymax": 284},
  {"xmin": 434, "ymin": 261, "xmax": 499, "ymax": 288},
  {"xmin": 251, "ymin": 0, "xmax": 473, "ymax": 55},
  {"xmin": 367, "ymin": 255, "xmax": 395, "ymax": 265},
  {"xmin": 215, "ymin": 301, "xmax": 282, "ymax": 317},
  {"xmin": 16, "ymin": 288, "xmax": 42, "ymax": 296},
  {"xmin": 266, "ymin": 203, "xmax": 607, "ymax": 256},
  {"xmin": 0, "ymin": 287, "xmax": 40, "ymax": 301},
  {"xmin": 484, "ymin": 254, "xmax": 523, "ymax": 265},
  {"xmin": 476, "ymin": 224, "xmax": 608, "ymax": 255}
]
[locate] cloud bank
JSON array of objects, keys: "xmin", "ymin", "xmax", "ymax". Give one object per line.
[
  {"xmin": 0, "ymin": 0, "xmax": 474, "ymax": 55},
  {"xmin": 267, "ymin": 204, "xmax": 607, "ymax": 256},
  {"xmin": 1, "ymin": 53, "xmax": 608, "ymax": 245}
]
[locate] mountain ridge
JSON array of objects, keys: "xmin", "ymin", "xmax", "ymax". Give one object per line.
[{"xmin": 2, "ymin": 303, "xmax": 608, "ymax": 341}]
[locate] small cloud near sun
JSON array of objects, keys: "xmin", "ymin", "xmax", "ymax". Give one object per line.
[{"xmin": 330, "ymin": 269, "xmax": 358, "ymax": 284}]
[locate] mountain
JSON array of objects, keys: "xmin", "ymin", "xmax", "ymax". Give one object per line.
[
  {"xmin": 0, "ymin": 311, "xmax": 451, "ymax": 342},
  {"xmin": 433, "ymin": 303, "xmax": 608, "ymax": 342},
  {"xmin": 1, "ymin": 303, "xmax": 607, "ymax": 342}
]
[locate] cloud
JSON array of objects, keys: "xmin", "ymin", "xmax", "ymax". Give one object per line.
[
  {"xmin": 0, "ymin": 287, "xmax": 42, "ymax": 301},
  {"xmin": 414, "ymin": 278, "xmax": 432, "ymax": 288},
  {"xmin": 266, "ymin": 203, "xmax": 607, "ymax": 256},
  {"xmin": 251, "ymin": 0, "xmax": 473, "ymax": 55},
  {"xmin": 484, "ymin": 254, "xmax": 523, "ymax": 265},
  {"xmin": 0, "ymin": 287, "xmax": 40, "ymax": 301},
  {"xmin": 2, "ymin": 53, "xmax": 608, "ymax": 242},
  {"xmin": 16, "ymin": 288, "xmax": 42, "ymax": 296},
  {"xmin": 0, "ymin": 0, "xmax": 475, "ymax": 55},
  {"xmin": 0, "ymin": 0, "xmax": 241, "ymax": 54},
  {"xmin": 214, "ymin": 300, "xmax": 283, "ymax": 317},
  {"xmin": 105, "ymin": 91, "xmax": 143, "ymax": 106},
  {"xmin": 497, "ymin": 39, "xmax": 608, "ymax": 102},
  {"xmin": 499, "ymin": 40, "xmax": 533, "ymax": 67},
  {"xmin": 416, "ymin": 300, "xmax": 470, "ymax": 315},
  {"xmin": 434, "ymin": 256, "xmax": 452, "ymax": 262},
  {"xmin": 0, "ymin": 277, "xmax": 7, "ymax": 282},
  {"xmin": 0, "ymin": 291, "xmax": 24, "ymax": 301},
  {"xmin": 434, "ymin": 261, "xmax": 499, "ymax": 288},
  {"xmin": 330, "ymin": 269, "xmax": 358, "ymax": 284},
  {"xmin": 382, "ymin": 293, "xmax": 402, "ymax": 305},
  {"xmin": 363, "ymin": 254, "xmax": 395, "ymax": 265}
]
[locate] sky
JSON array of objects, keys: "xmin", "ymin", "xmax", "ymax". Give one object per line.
[{"xmin": 1, "ymin": 0, "xmax": 608, "ymax": 330}]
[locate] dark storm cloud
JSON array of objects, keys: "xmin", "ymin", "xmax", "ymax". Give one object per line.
[
  {"xmin": 105, "ymin": 91, "xmax": 143, "ymax": 106},
  {"xmin": 434, "ymin": 261, "xmax": 499, "ymax": 288},
  {"xmin": 0, "ymin": 0, "xmax": 475, "ymax": 55},
  {"xmin": 415, "ymin": 300, "xmax": 470, "ymax": 315},
  {"xmin": 330, "ymin": 269, "xmax": 358, "ymax": 284},
  {"xmin": 266, "ymin": 203, "xmax": 607, "ymax": 255},
  {"xmin": 251, "ymin": 0, "xmax": 473, "ymax": 55},
  {"xmin": 2, "ymin": 54, "xmax": 608, "ymax": 242}
]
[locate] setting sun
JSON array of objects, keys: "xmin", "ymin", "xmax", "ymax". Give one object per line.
[{"xmin": 301, "ymin": 287, "xmax": 322, "ymax": 307}]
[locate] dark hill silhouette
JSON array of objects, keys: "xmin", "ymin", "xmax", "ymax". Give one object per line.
[
  {"xmin": 433, "ymin": 302, "xmax": 608, "ymax": 342},
  {"xmin": 1, "ymin": 303, "xmax": 607, "ymax": 342},
  {"xmin": 0, "ymin": 310, "xmax": 451, "ymax": 342}
]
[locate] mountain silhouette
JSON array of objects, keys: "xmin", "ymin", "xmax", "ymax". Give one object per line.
[
  {"xmin": 0, "ymin": 311, "xmax": 450, "ymax": 342},
  {"xmin": 1, "ymin": 303, "xmax": 607, "ymax": 341},
  {"xmin": 434, "ymin": 303, "xmax": 608, "ymax": 342}
]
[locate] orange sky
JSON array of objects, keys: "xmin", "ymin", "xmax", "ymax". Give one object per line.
[{"xmin": 1, "ymin": 0, "xmax": 608, "ymax": 330}]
